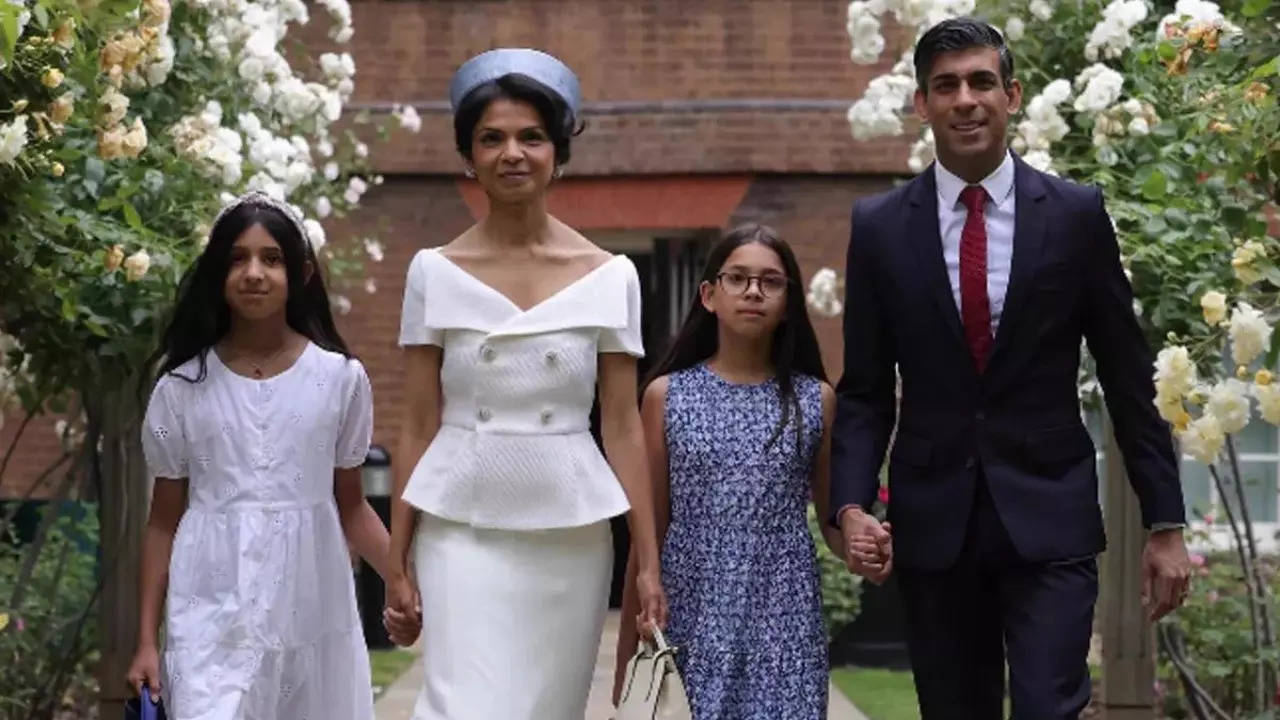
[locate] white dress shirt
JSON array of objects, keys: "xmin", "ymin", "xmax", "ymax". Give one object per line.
[{"xmin": 935, "ymin": 151, "xmax": 1016, "ymax": 335}]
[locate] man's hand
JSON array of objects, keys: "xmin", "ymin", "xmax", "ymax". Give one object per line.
[
  {"xmin": 1142, "ymin": 527, "xmax": 1191, "ymax": 622},
  {"xmin": 840, "ymin": 506, "xmax": 893, "ymax": 584}
]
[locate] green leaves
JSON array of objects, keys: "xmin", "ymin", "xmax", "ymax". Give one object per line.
[
  {"xmin": 1242, "ymin": 0, "xmax": 1273, "ymax": 18},
  {"xmin": 0, "ymin": 3, "xmax": 19, "ymax": 65},
  {"xmin": 1141, "ymin": 169, "xmax": 1168, "ymax": 201}
]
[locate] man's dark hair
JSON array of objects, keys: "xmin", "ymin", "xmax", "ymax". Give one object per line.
[{"xmin": 913, "ymin": 17, "xmax": 1015, "ymax": 93}]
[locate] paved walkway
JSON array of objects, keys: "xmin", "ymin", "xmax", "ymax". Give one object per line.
[{"xmin": 374, "ymin": 611, "xmax": 868, "ymax": 720}]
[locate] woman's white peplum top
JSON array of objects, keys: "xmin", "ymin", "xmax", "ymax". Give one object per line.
[{"xmin": 397, "ymin": 247, "xmax": 643, "ymax": 530}]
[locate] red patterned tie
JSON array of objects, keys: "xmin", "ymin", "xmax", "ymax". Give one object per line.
[{"xmin": 959, "ymin": 185, "xmax": 992, "ymax": 372}]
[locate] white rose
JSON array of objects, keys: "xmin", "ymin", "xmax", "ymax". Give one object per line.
[
  {"xmin": 0, "ymin": 115, "xmax": 29, "ymax": 165},
  {"xmin": 304, "ymin": 219, "xmax": 326, "ymax": 249},
  {"xmin": 1200, "ymin": 290, "xmax": 1227, "ymax": 325},
  {"xmin": 314, "ymin": 196, "xmax": 332, "ymax": 219},
  {"xmin": 395, "ymin": 105, "xmax": 422, "ymax": 133},
  {"xmin": 1004, "ymin": 17, "xmax": 1025, "ymax": 41},
  {"xmin": 324, "ymin": 161, "xmax": 339, "ymax": 181},
  {"xmin": 238, "ymin": 56, "xmax": 265, "ymax": 81},
  {"xmin": 1253, "ymin": 383, "xmax": 1280, "ymax": 425},
  {"xmin": 252, "ymin": 82, "xmax": 273, "ymax": 106},
  {"xmin": 1153, "ymin": 345, "xmax": 1197, "ymax": 398},
  {"xmin": 332, "ymin": 294, "xmax": 352, "ymax": 315},
  {"xmin": 363, "ymin": 238, "xmax": 384, "ymax": 262},
  {"xmin": 1030, "ymin": 0, "xmax": 1053, "ymax": 21},
  {"xmin": 1230, "ymin": 302, "xmax": 1273, "ymax": 367},
  {"xmin": 365, "ymin": 278, "xmax": 377, "ymax": 294},
  {"xmin": 123, "ymin": 249, "xmax": 151, "ymax": 282},
  {"xmin": 316, "ymin": 138, "xmax": 334, "ymax": 158},
  {"xmin": 332, "ymin": 25, "xmax": 353, "ymax": 43},
  {"xmin": 354, "ymin": 141, "xmax": 368, "ymax": 159},
  {"xmin": 1178, "ymin": 413, "xmax": 1224, "ymax": 464},
  {"xmin": 1128, "ymin": 117, "xmax": 1150, "ymax": 136},
  {"xmin": 1207, "ymin": 379, "xmax": 1251, "ymax": 433},
  {"xmin": 1042, "ymin": 79, "xmax": 1072, "ymax": 106},
  {"xmin": 99, "ymin": 87, "xmax": 131, "ymax": 127},
  {"xmin": 1073, "ymin": 65, "xmax": 1125, "ymax": 114},
  {"xmin": 1021, "ymin": 150, "xmax": 1055, "ymax": 174}
]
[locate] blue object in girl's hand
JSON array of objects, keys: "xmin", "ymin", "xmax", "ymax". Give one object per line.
[{"xmin": 124, "ymin": 685, "xmax": 167, "ymax": 720}]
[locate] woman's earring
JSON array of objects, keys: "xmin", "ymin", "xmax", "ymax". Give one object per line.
[
  {"xmin": 463, "ymin": 166, "xmax": 476, "ymax": 179},
  {"xmin": 552, "ymin": 166, "xmax": 564, "ymax": 179}
]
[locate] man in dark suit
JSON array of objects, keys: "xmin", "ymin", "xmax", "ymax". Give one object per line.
[{"xmin": 831, "ymin": 17, "xmax": 1192, "ymax": 719}]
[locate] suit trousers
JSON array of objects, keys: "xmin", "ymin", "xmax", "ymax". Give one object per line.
[{"xmin": 896, "ymin": 469, "xmax": 1098, "ymax": 720}]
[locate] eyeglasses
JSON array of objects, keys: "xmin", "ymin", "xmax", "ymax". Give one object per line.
[{"xmin": 715, "ymin": 271, "xmax": 790, "ymax": 298}]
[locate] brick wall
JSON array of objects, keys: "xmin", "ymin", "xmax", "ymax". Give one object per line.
[{"xmin": 2, "ymin": 0, "xmax": 914, "ymax": 497}]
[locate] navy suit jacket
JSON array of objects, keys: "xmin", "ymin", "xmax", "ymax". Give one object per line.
[{"xmin": 830, "ymin": 155, "xmax": 1185, "ymax": 570}]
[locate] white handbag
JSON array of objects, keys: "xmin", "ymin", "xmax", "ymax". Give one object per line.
[{"xmin": 616, "ymin": 626, "xmax": 693, "ymax": 720}]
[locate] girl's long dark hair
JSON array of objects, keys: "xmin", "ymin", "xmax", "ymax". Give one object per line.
[
  {"xmin": 142, "ymin": 201, "xmax": 351, "ymax": 393},
  {"xmin": 643, "ymin": 223, "xmax": 828, "ymax": 452}
]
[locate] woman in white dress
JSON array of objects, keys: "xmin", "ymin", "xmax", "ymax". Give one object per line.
[
  {"xmin": 385, "ymin": 49, "xmax": 668, "ymax": 719},
  {"xmin": 126, "ymin": 192, "xmax": 411, "ymax": 719}
]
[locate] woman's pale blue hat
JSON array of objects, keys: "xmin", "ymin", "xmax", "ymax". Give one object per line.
[{"xmin": 448, "ymin": 48, "xmax": 582, "ymax": 120}]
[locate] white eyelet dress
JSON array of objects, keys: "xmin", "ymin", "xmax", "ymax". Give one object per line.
[
  {"xmin": 397, "ymin": 248, "xmax": 643, "ymax": 719},
  {"xmin": 141, "ymin": 343, "xmax": 375, "ymax": 720}
]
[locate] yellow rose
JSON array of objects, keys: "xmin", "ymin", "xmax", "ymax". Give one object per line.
[
  {"xmin": 100, "ymin": 40, "xmax": 126, "ymax": 72},
  {"xmin": 97, "ymin": 126, "xmax": 125, "ymax": 160},
  {"xmin": 142, "ymin": 0, "xmax": 171, "ymax": 27},
  {"xmin": 0, "ymin": 613, "xmax": 8, "ymax": 632},
  {"xmin": 104, "ymin": 244, "xmax": 124, "ymax": 272},
  {"xmin": 1237, "ymin": 364, "xmax": 1250, "ymax": 379},
  {"xmin": 1257, "ymin": 369, "xmax": 1274, "ymax": 386},
  {"xmin": 106, "ymin": 64, "xmax": 123, "ymax": 88},
  {"xmin": 49, "ymin": 94, "xmax": 74, "ymax": 124},
  {"xmin": 1200, "ymin": 290, "xmax": 1227, "ymax": 326},
  {"xmin": 1208, "ymin": 120, "xmax": 1236, "ymax": 134},
  {"xmin": 121, "ymin": 117, "xmax": 147, "ymax": 158},
  {"xmin": 50, "ymin": 162, "xmax": 64, "ymax": 177},
  {"xmin": 41, "ymin": 68, "xmax": 65, "ymax": 89},
  {"xmin": 53, "ymin": 19, "xmax": 75, "ymax": 49},
  {"xmin": 123, "ymin": 249, "xmax": 151, "ymax": 282},
  {"xmin": 12, "ymin": 99, "xmax": 28, "ymax": 113},
  {"xmin": 1244, "ymin": 82, "xmax": 1268, "ymax": 105}
]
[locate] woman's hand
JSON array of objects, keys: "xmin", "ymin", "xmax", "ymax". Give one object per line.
[
  {"xmin": 124, "ymin": 643, "xmax": 162, "ymax": 700},
  {"xmin": 383, "ymin": 570, "xmax": 422, "ymax": 647},
  {"xmin": 634, "ymin": 567, "xmax": 668, "ymax": 637}
]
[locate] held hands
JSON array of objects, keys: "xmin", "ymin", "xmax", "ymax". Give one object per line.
[
  {"xmin": 1142, "ymin": 527, "xmax": 1192, "ymax": 622},
  {"xmin": 840, "ymin": 506, "xmax": 893, "ymax": 585},
  {"xmin": 383, "ymin": 570, "xmax": 423, "ymax": 647}
]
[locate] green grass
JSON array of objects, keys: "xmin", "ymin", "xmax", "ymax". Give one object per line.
[
  {"xmin": 369, "ymin": 648, "xmax": 417, "ymax": 698},
  {"xmin": 832, "ymin": 664, "xmax": 1102, "ymax": 720},
  {"xmin": 831, "ymin": 668, "xmax": 921, "ymax": 720}
]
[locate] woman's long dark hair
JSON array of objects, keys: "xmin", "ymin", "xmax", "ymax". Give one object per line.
[
  {"xmin": 142, "ymin": 200, "xmax": 351, "ymax": 393},
  {"xmin": 643, "ymin": 223, "xmax": 828, "ymax": 452}
]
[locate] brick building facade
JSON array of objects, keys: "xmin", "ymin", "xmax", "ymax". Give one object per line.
[{"xmin": 1, "ymin": 0, "xmax": 912, "ymax": 498}]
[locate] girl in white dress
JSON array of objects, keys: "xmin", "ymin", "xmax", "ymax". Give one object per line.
[
  {"xmin": 385, "ymin": 49, "xmax": 667, "ymax": 719},
  {"xmin": 125, "ymin": 192, "xmax": 416, "ymax": 719}
]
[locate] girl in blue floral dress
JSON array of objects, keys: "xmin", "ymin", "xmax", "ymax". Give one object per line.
[{"xmin": 614, "ymin": 224, "xmax": 844, "ymax": 719}]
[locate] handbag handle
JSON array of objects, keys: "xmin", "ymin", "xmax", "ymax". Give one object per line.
[{"xmin": 140, "ymin": 685, "xmax": 159, "ymax": 720}]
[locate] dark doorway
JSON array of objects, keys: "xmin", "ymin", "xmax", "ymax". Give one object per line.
[{"xmin": 590, "ymin": 235, "xmax": 711, "ymax": 608}]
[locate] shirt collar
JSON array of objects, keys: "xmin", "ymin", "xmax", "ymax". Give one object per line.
[{"xmin": 934, "ymin": 150, "xmax": 1015, "ymax": 209}]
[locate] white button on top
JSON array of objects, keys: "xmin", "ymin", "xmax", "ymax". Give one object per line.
[
  {"xmin": 540, "ymin": 409, "xmax": 553, "ymax": 424},
  {"xmin": 545, "ymin": 350, "xmax": 557, "ymax": 364},
  {"xmin": 477, "ymin": 407, "xmax": 492, "ymax": 422}
]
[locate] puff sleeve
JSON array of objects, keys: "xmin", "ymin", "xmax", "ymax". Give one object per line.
[
  {"xmin": 399, "ymin": 249, "xmax": 445, "ymax": 347},
  {"xmin": 597, "ymin": 257, "xmax": 645, "ymax": 357},
  {"xmin": 141, "ymin": 376, "xmax": 189, "ymax": 479}
]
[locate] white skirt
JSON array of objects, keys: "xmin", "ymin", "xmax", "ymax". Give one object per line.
[{"xmin": 411, "ymin": 512, "xmax": 613, "ymax": 720}]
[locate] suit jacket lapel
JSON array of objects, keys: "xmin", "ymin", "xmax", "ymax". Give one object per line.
[
  {"xmin": 988, "ymin": 155, "xmax": 1049, "ymax": 370},
  {"xmin": 907, "ymin": 166, "xmax": 966, "ymax": 347}
]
